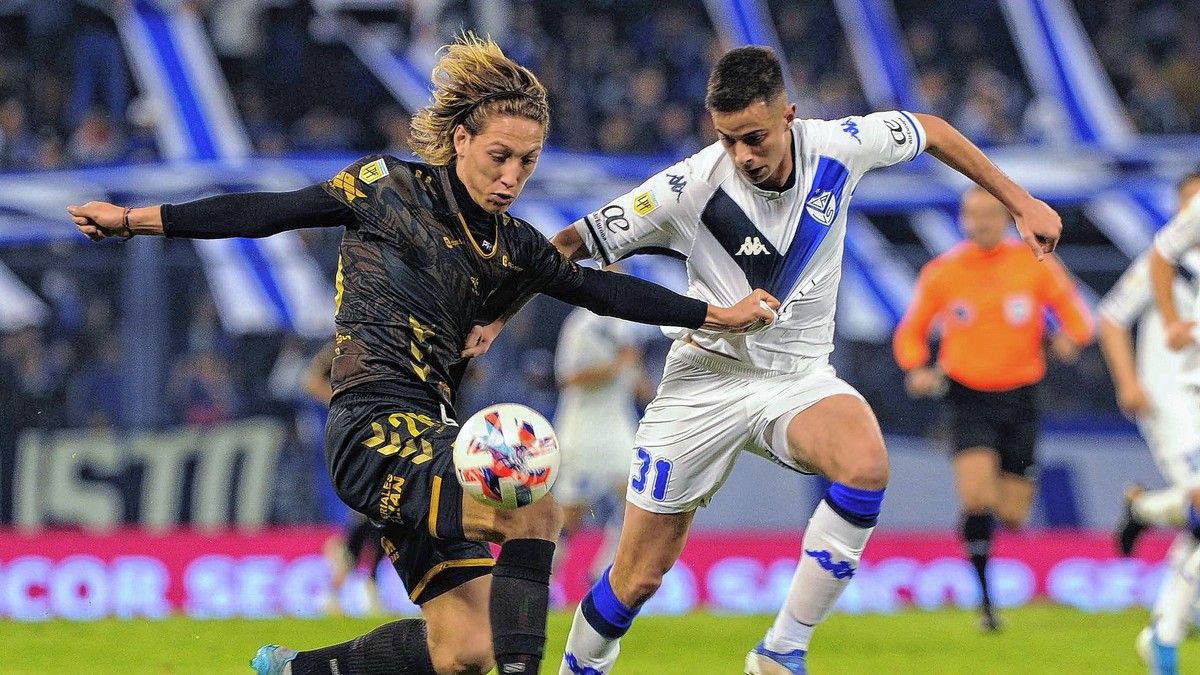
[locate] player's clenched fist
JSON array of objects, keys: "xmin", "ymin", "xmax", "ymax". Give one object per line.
[
  {"xmin": 702, "ymin": 288, "xmax": 780, "ymax": 333},
  {"xmin": 67, "ymin": 201, "xmax": 132, "ymax": 241}
]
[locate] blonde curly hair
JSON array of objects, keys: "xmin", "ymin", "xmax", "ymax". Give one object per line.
[{"xmin": 409, "ymin": 32, "xmax": 550, "ymax": 165}]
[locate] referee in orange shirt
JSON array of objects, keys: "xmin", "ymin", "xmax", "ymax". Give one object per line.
[{"xmin": 893, "ymin": 186, "xmax": 1094, "ymax": 631}]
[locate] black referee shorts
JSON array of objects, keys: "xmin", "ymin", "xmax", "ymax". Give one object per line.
[
  {"xmin": 946, "ymin": 379, "xmax": 1040, "ymax": 479},
  {"xmin": 325, "ymin": 392, "xmax": 493, "ymax": 605}
]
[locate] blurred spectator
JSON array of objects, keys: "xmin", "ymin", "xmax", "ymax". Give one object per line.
[
  {"xmin": 66, "ymin": 339, "xmax": 125, "ymax": 429},
  {"xmin": 166, "ymin": 350, "xmax": 239, "ymax": 427},
  {"xmin": 67, "ymin": 107, "xmax": 125, "ymax": 165},
  {"xmin": 372, "ymin": 104, "xmax": 411, "ymax": 155},
  {"xmin": 0, "ymin": 96, "xmax": 37, "ymax": 169},
  {"xmin": 67, "ymin": 2, "xmax": 129, "ymax": 130},
  {"xmin": 289, "ymin": 105, "xmax": 362, "ymax": 152},
  {"xmin": 1126, "ymin": 55, "xmax": 1188, "ymax": 133}
]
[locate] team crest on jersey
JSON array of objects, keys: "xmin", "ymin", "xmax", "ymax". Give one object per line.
[
  {"xmin": 805, "ymin": 190, "xmax": 838, "ymax": 226},
  {"xmin": 359, "ymin": 159, "xmax": 389, "ymax": 184},
  {"xmin": 633, "ymin": 190, "xmax": 660, "ymax": 217},
  {"xmin": 1004, "ymin": 294, "xmax": 1034, "ymax": 324}
]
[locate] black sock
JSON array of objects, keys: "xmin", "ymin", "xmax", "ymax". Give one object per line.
[
  {"xmin": 289, "ymin": 618, "xmax": 435, "ymax": 675},
  {"xmin": 490, "ymin": 538, "xmax": 555, "ymax": 674},
  {"xmin": 962, "ymin": 512, "xmax": 994, "ymax": 609}
]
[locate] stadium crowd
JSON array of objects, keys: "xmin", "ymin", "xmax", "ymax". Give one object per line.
[
  {"xmin": 0, "ymin": 0, "xmax": 1196, "ymax": 525},
  {"xmin": 2, "ymin": 0, "xmax": 1200, "ymax": 173}
]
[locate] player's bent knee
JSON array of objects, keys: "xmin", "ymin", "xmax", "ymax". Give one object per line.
[{"xmin": 838, "ymin": 448, "xmax": 889, "ymax": 490}]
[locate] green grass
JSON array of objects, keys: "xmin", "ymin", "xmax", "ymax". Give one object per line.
[{"xmin": 0, "ymin": 606, "xmax": 1193, "ymax": 673}]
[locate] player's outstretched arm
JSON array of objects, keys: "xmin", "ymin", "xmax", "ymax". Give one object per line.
[
  {"xmin": 546, "ymin": 267, "xmax": 778, "ymax": 333},
  {"xmin": 914, "ymin": 113, "xmax": 1060, "ymax": 260},
  {"xmin": 67, "ymin": 185, "xmax": 352, "ymax": 242}
]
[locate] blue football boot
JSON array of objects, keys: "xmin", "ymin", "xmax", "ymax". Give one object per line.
[
  {"xmin": 745, "ymin": 641, "xmax": 807, "ymax": 674},
  {"xmin": 250, "ymin": 644, "xmax": 298, "ymax": 675}
]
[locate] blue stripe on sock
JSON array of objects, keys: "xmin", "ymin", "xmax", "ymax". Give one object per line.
[
  {"xmin": 826, "ymin": 483, "xmax": 885, "ymax": 527},
  {"xmin": 580, "ymin": 567, "xmax": 638, "ymax": 639}
]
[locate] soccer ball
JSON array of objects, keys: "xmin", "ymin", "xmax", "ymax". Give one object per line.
[{"xmin": 453, "ymin": 403, "xmax": 560, "ymax": 509}]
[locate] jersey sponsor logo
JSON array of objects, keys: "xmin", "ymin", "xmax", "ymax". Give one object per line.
[
  {"xmin": 840, "ymin": 119, "xmax": 861, "ymax": 144},
  {"xmin": 805, "ymin": 189, "xmax": 838, "ymax": 226},
  {"xmin": 379, "ymin": 474, "xmax": 406, "ymax": 523},
  {"xmin": 805, "ymin": 548, "xmax": 856, "ymax": 579},
  {"xmin": 358, "ymin": 158, "xmax": 389, "ymax": 184},
  {"xmin": 601, "ymin": 205, "xmax": 630, "ymax": 232},
  {"xmin": 884, "ymin": 118, "xmax": 910, "ymax": 146},
  {"xmin": 443, "ymin": 235, "xmax": 464, "ymax": 249},
  {"xmin": 1004, "ymin": 294, "xmax": 1034, "ymax": 324},
  {"xmin": 735, "ymin": 236, "xmax": 771, "ymax": 256},
  {"xmin": 666, "ymin": 172, "xmax": 687, "ymax": 202},
  {"xmin": 632, "ymin": 190, "xmax": 660, "ymax": 216}
]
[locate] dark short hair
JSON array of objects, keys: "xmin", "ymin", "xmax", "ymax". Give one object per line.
[
  {"xmin": 705, "ymin": 46, "xmax": 785, "ymax": 113},
  {"xmin": 1178, "ymin": 169, "xmax": 1200, "ymax": 193}
]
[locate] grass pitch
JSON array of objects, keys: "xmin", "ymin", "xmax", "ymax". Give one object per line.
[{"xmin": 1, "ymin": 605, "xmax": 1192, "ymax": 673}]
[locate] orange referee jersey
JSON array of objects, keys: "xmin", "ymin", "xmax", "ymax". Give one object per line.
[{"xmin": 893, "ymin": 239, "xmax": 1094, "ymax": 392}]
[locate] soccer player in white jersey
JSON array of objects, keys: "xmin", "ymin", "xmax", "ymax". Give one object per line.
[
  {"xmin": 546, "ymin": 46, "xmax": 1064, "ymax": 675},
  {"xmin": 1122, "ymin": 171, "xmax": 1200, "ymax": 675},
  {"xmin": 552, "ymin": 307, "xmax": 647, "ymax": 584},
  {"xmin": 468, "ymin": 46, "xmax": 1061, "ymax": 674}
]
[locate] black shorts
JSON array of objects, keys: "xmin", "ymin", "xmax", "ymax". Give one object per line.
[
  {"xmin": 946, "ymin": 380, "xmax": 1040, "ymax": 479},
  {"xmin": 325, "ymin": 391, "xmax": 493, "ymax": 605}
]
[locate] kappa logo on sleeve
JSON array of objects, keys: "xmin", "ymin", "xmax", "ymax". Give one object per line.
[
  {"xmin": 359, "ymin": 159, "xmax": 390, "ymax": 184},
  {"xmin": 632, "ymin": 190, "xmax": 660, "ymax": 216}
]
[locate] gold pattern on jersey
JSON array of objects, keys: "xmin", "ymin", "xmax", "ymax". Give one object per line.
[
  {"xmin": 409, "ymin": 316, "xmax": 435, "ymax": 342},
  {"xmin": 334, "ymin": 255, "xmax": 345, "ymax": 313},
  {"xmin": 330, "ymin": 171, "xmax": 366, "ymax": 202}
]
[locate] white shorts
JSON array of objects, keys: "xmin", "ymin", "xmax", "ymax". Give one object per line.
[
  {"xmin": 627, "ymin": 341, "xmax": 862, "ymax": 514},
  {"xmin": 1137, "ymin": 385, "xmax": 1200, "ymax": 490}
]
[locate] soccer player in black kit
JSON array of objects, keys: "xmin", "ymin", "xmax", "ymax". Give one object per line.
[{"xmin": 68, "ymin": 34, "xmax": 777, "ymax": 675}]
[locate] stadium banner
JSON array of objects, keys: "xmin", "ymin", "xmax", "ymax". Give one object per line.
[
  {"xmin": 2, "ymin": 420, "xmax": 285, "ymax": 530},
  {"xmin": 0, "ymin": 528, "xmax": 1172, "ymax": 621}
]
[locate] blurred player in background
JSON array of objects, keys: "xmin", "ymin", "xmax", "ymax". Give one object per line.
[
  {"xmin": 552, "ymin": 304, "xmax": 648, "ymax": 586},
  {"xmin": 304, "ymin": 343, "xmax": 385, "ymax": 616},
  {"xmin": 1126, "ymin": 170, "xmax": 1200, "ymax": 674},
  {"xmin": 469, "ymin": 46, "xmax": 1062, "ymax": 675},
  {"xmin": 68, "ymin": 32, "xmax": 776, "ymax": 675},
  {"xmin": 893, "ymin": 186, "xmax": 1093, "ymax": 631}
]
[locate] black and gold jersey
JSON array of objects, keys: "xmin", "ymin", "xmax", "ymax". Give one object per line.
[
  {"xmin": 161, "ymin": 155, "xmax": 707, "ymax": 413},
  {"xmin": 324, "ymin": 155, "xmax": 589, "ymax": 407}
]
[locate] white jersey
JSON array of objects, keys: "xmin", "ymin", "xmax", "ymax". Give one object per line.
[
  {"xmin": 573, "ymin": 112, "xmax": 926, "ymax": 373},
  {"xmin": 1151, "ymin": 192, "xmax": 1200, "ymax": 385},
  {"xmin": 1097, "ymin": 251, "xmax": 1200, "ymax": 393},
  {"xmin": 553, "ymin": 309, "xmax": 640, "ymax": 452}
]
